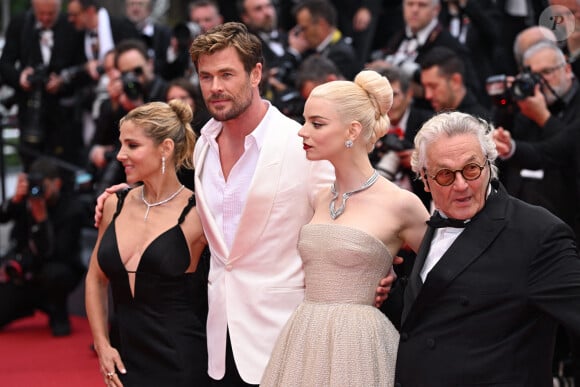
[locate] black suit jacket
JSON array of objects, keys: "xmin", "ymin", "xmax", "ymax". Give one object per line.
[
  {"xmin": 0, "ymin": 10, "xmax": 85, "ymax": 164},
  {"xmin": 255, "ymin": 30, "xmax": 290, "ymax": 70},
  {"xmin": 0, "ymin": 10, "xmax": 85, "ymax": 109},
  {"xmin": 456, "ymin": 89, "xmax": 491, "ymax": 120},
  {"xmin": 499, "ymin": 84, "xmax": 580, "ymax": 231},
  {"xmin": 395, "ymin": 181, "xmax": 580, "ymax": 386},
  {"xmin": 137, "ymin": 22, "xmax": 172, "ymax": 79},
  {"xmin": 317, "ymin": 34, "xmax": 362, "ymax": 81},
  {"xmin": 508, "ymin": 113, "xmax": 580, "ymax": 241},
  {"xmin": 382, "ymin": 22, "xmax": 482, "ymax": 99},
  {"xmin": 110, "ymin": 16, "xmax": 140, "ymax": 43},
  {"xmin": 438, "ymin": 0, "xmax": 503, "ymax": 90}
]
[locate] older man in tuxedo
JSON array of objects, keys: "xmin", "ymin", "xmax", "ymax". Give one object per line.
[{"xmin": 395, "ymin": 111, "xmax": 580, "ymax": 387}]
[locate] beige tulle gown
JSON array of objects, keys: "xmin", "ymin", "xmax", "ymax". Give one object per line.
[{"xmin": 261, "ymin": 223, "xmax": 399, "ymax": 387}]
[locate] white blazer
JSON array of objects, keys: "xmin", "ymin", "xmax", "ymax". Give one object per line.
[{"xmin": 194, "ymin": 104, "xmax": 333, "ymax": 384}]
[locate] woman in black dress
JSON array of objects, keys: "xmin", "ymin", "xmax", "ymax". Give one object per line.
[{"xmin": 85, "ymin": 100, "xmax": 210, "ymax": 386}]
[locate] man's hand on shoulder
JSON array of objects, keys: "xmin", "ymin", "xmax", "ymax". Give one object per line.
[{"xmin": 94, "ymin": 183, "xmax": 130, "ymax": 228}]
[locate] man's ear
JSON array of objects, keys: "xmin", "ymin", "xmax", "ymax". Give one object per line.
[
  {"xmin": 423, "ymin": 175, "xmax": 431, "ymax": 193},
  {"xmin": 450, "ymin": 72, "xmax": 463, "ymax": 90},
  {"xmin": 251, "ymin": 63, "xmax": 262, "ymax": 88}
]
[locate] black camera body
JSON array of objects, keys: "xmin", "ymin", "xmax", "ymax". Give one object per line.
[
  {"xmin": 21, "ymin": 64, "xmax": 51, "ymax": 144},
  {"xmin": 380, "ymin": 133, "xmax": 414, "ymax": 153},
  {"xmin": 511, "ymin": 70, "xmax": 543, "ymax": 100},
  {"xmin": 26, "ymin": 64, "xmax": 49, "ymax": 87},
  {"xmin": 27, "ymin": 171, "xmax": 44, "ymax": 198},
  {"xmin": 0, "ymin": 252, "xmax": 35, "ymax": 285},
  {"xmin": 121, "ymin": 71, "xmax": 144, "ymax": 101},
  {"xmin": 369, "ymin": 133, "xmax": 413, "ymax": 166},
  {"xmin": 486, "ymin": 68, "xmax": 543, "ymax": 106}
]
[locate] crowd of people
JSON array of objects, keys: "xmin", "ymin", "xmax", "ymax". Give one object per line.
[{"xmin": 2, "ymin": 0, "xmax": 580, "ymax": 386}]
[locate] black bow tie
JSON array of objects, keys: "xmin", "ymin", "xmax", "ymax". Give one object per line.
[{"xmin": 426, "ymin": 211, "xmax": 468, "ymax": 228}]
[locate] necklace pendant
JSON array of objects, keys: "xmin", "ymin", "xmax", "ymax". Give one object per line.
[
  {"xmin": 329, "ymin": 201, "xmax": 343, "ymax": 220},
  {"xmin": 328, "ymin": 170, "xmax": 379, "ymax": 220},
  {"xmin": 141, "ymin": 184, "xmax": 185, "ymax": 221}
]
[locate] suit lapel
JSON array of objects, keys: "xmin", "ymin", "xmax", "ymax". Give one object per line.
[
  {"xmin": 402, "ymin": 184, "xmax": 509, "ymax": 327},
  {"xmin": 402, "ymin": 226, "xmax": 434, "ymax": 323}
]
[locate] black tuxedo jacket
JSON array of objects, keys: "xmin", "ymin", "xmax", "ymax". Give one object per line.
[
  {"xmin": 383, "ymin": 22, "xmax": 484, "ymax": 103},
  {"xmin": 0, "ymin": 10, "xmax": 85, "ymax": 144},
  {"xmin": 438, "ymin": 0, "xmax": 502, "ymax": 89},
  {"xmin": 317, "ymin": 35, "xmax": 362, "ymax": 81},
  {"xmin": 0, "ymin": 11, "xmax": 85, "ymax": 105},
  {"xmin": 138, "ymin": 23, "xmax": 172, "ymax": 79},
  {"xmin": 255, "ymin": 30, "xmax": 290, "ymax": 70},
  {"xmin": 395, "ymin": 181, "xmax": 580, "ymax": 386}
]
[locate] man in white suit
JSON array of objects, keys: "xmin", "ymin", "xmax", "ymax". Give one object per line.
[
  {"xmin": 95, "ymin": 21, "xmax": 392, "ymax": 387},
  {"xmin": 189, "ymin": 22, "xmax": 334, "ymax": 385}
]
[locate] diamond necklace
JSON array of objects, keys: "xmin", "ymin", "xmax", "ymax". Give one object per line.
[
  {"xmin": 329, "ymin": 170, "xmax": 379, "ymax": 220},
  {"xmin": 141, "ymin": 184, "xmax": 185, "ymax": 220}
]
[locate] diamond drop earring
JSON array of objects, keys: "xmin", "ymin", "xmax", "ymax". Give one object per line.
[
  {"xmin": 161, "ymin": 156, "xmax": 166, "ymax": 175},
  {"xmin": 345, "ymin": 139, "xmax": 353, "ymax": 148}
]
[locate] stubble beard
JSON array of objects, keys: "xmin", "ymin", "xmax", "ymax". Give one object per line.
[{"xmin": 209, "ymin": 88, "xmax": 254, "ymax": 122}]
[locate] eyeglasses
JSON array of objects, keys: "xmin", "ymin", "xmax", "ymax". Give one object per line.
[
  {"xmin": 536, "ymin": 63, "xmax": 565, "ymax": 77},
  {"xmin": 424, "ymin": 161, "xmax": 488, "ymax": 186}
]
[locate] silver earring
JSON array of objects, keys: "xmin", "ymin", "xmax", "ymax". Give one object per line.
[
  {"xmin": 345, "ymin": 139, "xmax": 353, "ymax": 148},
  {"xmin": 161, "ymin": 156, "xmax": 166, "ymax": 175}
]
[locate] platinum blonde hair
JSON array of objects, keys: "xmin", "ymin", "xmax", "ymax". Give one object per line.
[{"xmin": 309, "ymin": 70, "xmax": 393, "ymax": 152}]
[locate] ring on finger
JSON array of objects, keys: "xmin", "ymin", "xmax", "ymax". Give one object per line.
[{"xmin": 106, "ymin": 371, "xmax": 115, "ymax": 380}]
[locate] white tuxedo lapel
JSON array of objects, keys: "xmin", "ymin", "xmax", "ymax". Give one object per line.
[{"xmin": 194, "ymin": 141, "xmax": 230, "ymax": 261}]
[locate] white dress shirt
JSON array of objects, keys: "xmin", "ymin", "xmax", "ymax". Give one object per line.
[{"xmin": 200, "ymin": 106, "xmax": 269, "ymax": 250}]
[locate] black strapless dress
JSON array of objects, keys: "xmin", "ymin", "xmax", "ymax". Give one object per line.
[{"xmin": 97, "ymin": 189, "xmax": 210, "ymax": 386}]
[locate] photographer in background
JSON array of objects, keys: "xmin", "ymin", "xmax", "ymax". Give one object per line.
[
  {"xmin": 89, "ymin": 39, "xmax": 168, "ymax": 198},
  {"xmin": 494, "ymin": 38, "xmax": 580, "ymax": 387},
  {"xmin": 496, "ymin": 41, "xmax": 579, "ymax": 230},
  {"xmin": 0, "ymin": 0, "xmax": 86, "ymax": 170},
  {"xmin": 0, "ymin": 158, "xmax": 87, "ymax": 337},
  {"xmin": 370, "ymin": 66, "xmax": 433, "ymax": 210}
]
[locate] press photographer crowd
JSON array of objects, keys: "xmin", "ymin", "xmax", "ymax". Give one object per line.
[{"xmin": 1, "ymin": 0, "xmax": 580, "ymax": 385}]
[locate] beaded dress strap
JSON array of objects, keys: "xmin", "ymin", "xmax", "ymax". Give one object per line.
[{"xmin": 177, "ymin": 194, "xmax": 196, "ymax": 225}]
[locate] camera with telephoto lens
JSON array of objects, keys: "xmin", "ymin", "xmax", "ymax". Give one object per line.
[
  {"xmin": 121, "ymin": 70, "xmax": 144, "ymax": 101},
  {"xmin": 486, "ymin": 67, "xmax": 543, "ymax": 107},
  {"xmin": 27, "ymin": 171, "xmax": 45, "ymax": 198},
  {"xmin": 21, "ymin": 64, "xmax": 50, "ymax": 144}
]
